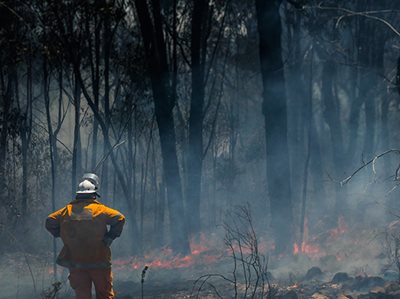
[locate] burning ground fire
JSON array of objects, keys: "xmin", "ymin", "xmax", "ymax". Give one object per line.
[
  {"xmin": 113, "ymin": 233, "xmax": 223, "ymax": 271},
  {"xmin": 42, "ymin": 216, "xmax": 393, "ymax": 299},
  {"xmin": 111, "ymin": 217, "xmax": 352, "ymax": 273},
  {"xmin": 293, "ymin": 216, "xmax": 348, "ymax": 259},
  {"xmin": 114, "ymin": 217, "xmax": 349, "ymax": 273}
]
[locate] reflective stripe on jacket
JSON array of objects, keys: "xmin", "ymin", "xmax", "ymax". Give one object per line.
[{"xmin": 45, "ymin": 196, "xmax": 125, "ymax": 269}]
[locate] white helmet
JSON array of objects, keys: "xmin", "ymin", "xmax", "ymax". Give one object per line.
[
  {"xmin": 82, "ymin": 173, "xmax": 100, "ymax": 190},
  {"xmin": 76, "ymin": 180, "xmax": 97, "ymax": 194}
]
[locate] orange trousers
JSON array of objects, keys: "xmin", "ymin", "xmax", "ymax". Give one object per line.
[{"xmin": 68, "ymin": 268, "xmax": 114, "ymax": 299}]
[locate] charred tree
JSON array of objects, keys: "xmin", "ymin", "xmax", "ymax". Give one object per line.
[
  {"xmin": 71, "ymin": 74, "xmax": 82, "ymax": 197},
  {"xmin": 20, "ymin": 53, "xmax": 33, "ymax": 217},
  {"xmin": 84, "ymin": 4, "xmax": 102, "ymax": 171},
  {"xmin": 285, "ymin": 5, "xmax": 307, "ymax": 208},
  {"xmin": 255, "ymin": 0, "xmax": 293, "ymax": 254},
  {"xmin": 358, "ymin": 13, "xmax": 376, "ymax": 161},
  {"xmin": 187, "ymin": 0, "xmax": 209, "ymax": 235},
  {"xmin": 101, "ymin": 1, "xmax": 112, "ymax": 201},
  {"xmin": 321, "ymin": 59, "xmax": 348, "ymax": 219},
  {"xmin": 133, "ymin": 0, "xmax": 190, "ymax": 253},
  {"xmin": 0, "ymin": 66, "xmax": 13, "ymax": 220}
]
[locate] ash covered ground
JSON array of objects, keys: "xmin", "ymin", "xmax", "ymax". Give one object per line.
[{"xmin": 1, "ymin": 223, "xmax": 399, "ymax": 299}]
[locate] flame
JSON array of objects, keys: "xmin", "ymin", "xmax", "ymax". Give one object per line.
[
  {"xmin": 328, "ymin": 215, "xmax": 347, "ymax": 239},
  {"xmin": 113, "ymin": 233, "xmax": 275, "ymax": 271},
  {"xmin": 49, "ymin": 217, "xmax": 353, "ymax": 274},
  {"xmin": 293, "ymin": 217, "xmax": 348, "ymax": 259},
  {"xmin": 293, "ymin": 241, "xmax": 323, "ymax": 258},
  {"xmin": 293, "ymin": 243, "xmax": 300, "ymax": 255},
  {"xmin": 293, "ymin": 218, "xmax": 324, "ymax": 258},
  {"xmin": 114, "ymin": 233, "xmax": 222, "ymax": 271}
]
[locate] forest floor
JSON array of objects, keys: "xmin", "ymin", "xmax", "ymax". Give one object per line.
[
  {"xmin": 1, "ymin": 250, "xmax": 399, "ymax": 299},
  {"xmin": 1, "ymin": 224, "xmax": 399, "ymax": 298}
]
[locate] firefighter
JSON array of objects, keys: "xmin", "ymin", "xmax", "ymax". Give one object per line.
[{"xmin": 46, "ymin": 173, "xmax": 125, "ymax": 299}]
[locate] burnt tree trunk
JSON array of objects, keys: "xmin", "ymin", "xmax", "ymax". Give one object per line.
[
  {"xmin": 0, "ymin": 66, "xmax": 13, "ymax": 221},
  {"xmin": 20, "ymin": 57, "xmax": 32, "ymax": 218},
  {"xmin": 101, "ymin": 3, "xmax": 111, "ymax": 201},
  {"xmin": 86, "ymin": 9, "xmax": 101, "ymax": 171},
  {"xmin": 43, "ymin": 59, "xmax": 59, "ymax": 280},
  {"xmin": 71, "ymin": 74, "xmax": 82, "ymax": 196},
  {"xmin": 255, "ymin": 0, "xmax": 293, "ymax": 254},
  {"xmin": 286, "ymin": 7, "xmax": 306, "ymax": 214},
  {"xmin": 187, "ymin": 0, "xmax": 209, "ymax": 235},
  {"xmin": 133, "ymin": 0, "xmax": 189, "ymax": 253},
  {"xmin": 321, "ymin": 59, "xmax": 347, "ymax": 219}
]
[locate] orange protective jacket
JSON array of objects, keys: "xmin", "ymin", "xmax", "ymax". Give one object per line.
[{"xmin": 45, "ymin": 194, "xmax": 125, "ymax": 269}]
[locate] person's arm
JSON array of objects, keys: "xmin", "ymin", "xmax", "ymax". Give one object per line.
[
  {"xmin": 45, "ymin": 208, "xmax": 65, "ymax": 238},
  {"xmin": 103, "ymin": 207, "xmax": 125, "ymax": 246}
]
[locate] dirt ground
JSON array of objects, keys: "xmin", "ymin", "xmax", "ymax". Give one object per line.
[
  {"xmin": 0, "ymin": 239, "xmax": 398, "ymax": 299},
  {"xmin": 0, "ymin": 252, "xmax": 220, "ymax": 298}
]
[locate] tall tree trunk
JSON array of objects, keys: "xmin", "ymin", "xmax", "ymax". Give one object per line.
[
  {"xmin": 298, "ymin": 46, "xmax": 313, "ymax": 245},
  {"xmin": 187, "ymin": 0, "xmax": 208, "ymax": 235},
  {"xmin": 133, "ymin": 0, "xmax": 189, "ymax": 253},
  {"xmin": 101, "ymin": 3, "xmax": 111, "ymax": 201},
  {"xmin": 127, "ymin": 95, "xmax": 136, "ymax": 215},
  {"xmin": 43, "ymin": 59, "xmax": 58, "ymax": 280},
  {"xmin": 345, "ymin": 12, "xmax": 362, "ymax": 163},
  {"xmin": 0, "ymin": 67, "xmax": 12, "ymax": 213},
  {"xmin": 362, "ymin": 76, "xmax": 375, "ymax": 160},
  {"xmin": 155, "ymin": 179, "xmax": 166, "ymax": 248},
  {"xmin": 255, "ymin": 0, "xmax": 293, "ymax": 254},
  {"xmin": 21, "ymin": 55, "xmax": 33, "ymax": 217},
  {"xmin": 286, "ymin": 8, "xmax": 306, "ymax": 213},
  {"xmin": 71, "ymin": 75, "xmax": 82, "ymax": 196},
  {"xmin": 357, "ymin": 0, "xmax": 379, "ymax": 161},
  {"xmin": 321, "ymin": 60, "xmax": 347, "ymax": 219},
  {"xmin": 90, "ymin": 13, "xmax": 101, "ymax": 171}
]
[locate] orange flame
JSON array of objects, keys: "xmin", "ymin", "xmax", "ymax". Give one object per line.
[
  {"xmin": 293, "ymin": 218, "xmax": 324, "ymax": 258},
  {"xmin": 328, "ymin": 215, "xmax": 347, "ymax": 239},
  {"xmin": 114, "ymin": 233, "xmax": 222, "ymax": 271},
  {"xmin": 293, "ymin": 216, "xmax": 348, "ymax": 259},
  {"xmin": 293, "ymin": 241, "xmax": 323, "ymax": 258}
]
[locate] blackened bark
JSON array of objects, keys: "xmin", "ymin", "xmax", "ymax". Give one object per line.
[
  {"xmin": 346, "ymin": 79, "xmax": 363, "ymax": 162},
  {"xmin": 358, "ymin": 17, "xmax": 375, "ymax": 160},
  {"xmin": 71, "ymin": 75, "xmax": 82, "ymax": 196},
  {"xmin": 155, "ymin": 179, "xmax": 166, "ymax": 248},
  {"xmin": 156, "ymin": 104, "xmax": 190, "ymax": 253},
  {"xmin": 127, "ymin": 95, "xmax": 136, "ymax": 212},
  {"xmin": 357, "ymin": 0, "xmax": 385, "ymax": 161},
  {"xmin": 286, "ymin": 8, "xmax": 306, "ymax": 208},
  {"xmin": 86, "ymin": 10, "xmax": 101, "ymax": 171},
  {"xmin": 0, "ymin": 68, "xmax": 12, "ymax": 212},
  {"xmin": 397, "ymin": 56, "xmax": 400, "ymax": 97},
  {"xmin": 187, "ymin": 0, "xmax": 208, "ymax": 234},
  {"xmin": 299, "ymin": 48, "xmax": 314, "ymax": 247},
  {"xmin": 43, "ymin": 59, "xmax": 58, "ymax": 279},
  {"xmin": 321, "ymin": 60, "xmax": 347, "ymax": 218},
  {"xmin": 21, "ymin": 56, "xmax": 32, "ymax": 217},
  {"xmin": 102, "ymin": 2, "xmax": 111, "ymax": 201},
  {"xmin": 133, "ymin": 0, "xmax": 190, "ymax": 253},
  {"xmin": 255, "ymin": 0, "xmax": 293, "ymax": 254}
]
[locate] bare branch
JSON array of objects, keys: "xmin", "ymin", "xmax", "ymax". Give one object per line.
[
  {"xmin": 341, "ymin": 149, "xmax": 400, "ymax": 185},
  {"xmin": 306, "ymin": 4, "xmax": 400, "ymax": 37}
]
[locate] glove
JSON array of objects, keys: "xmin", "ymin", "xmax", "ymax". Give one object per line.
[{"xmin": 102, "ymin": 236, "xmax": 114, "ymax": 247}]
